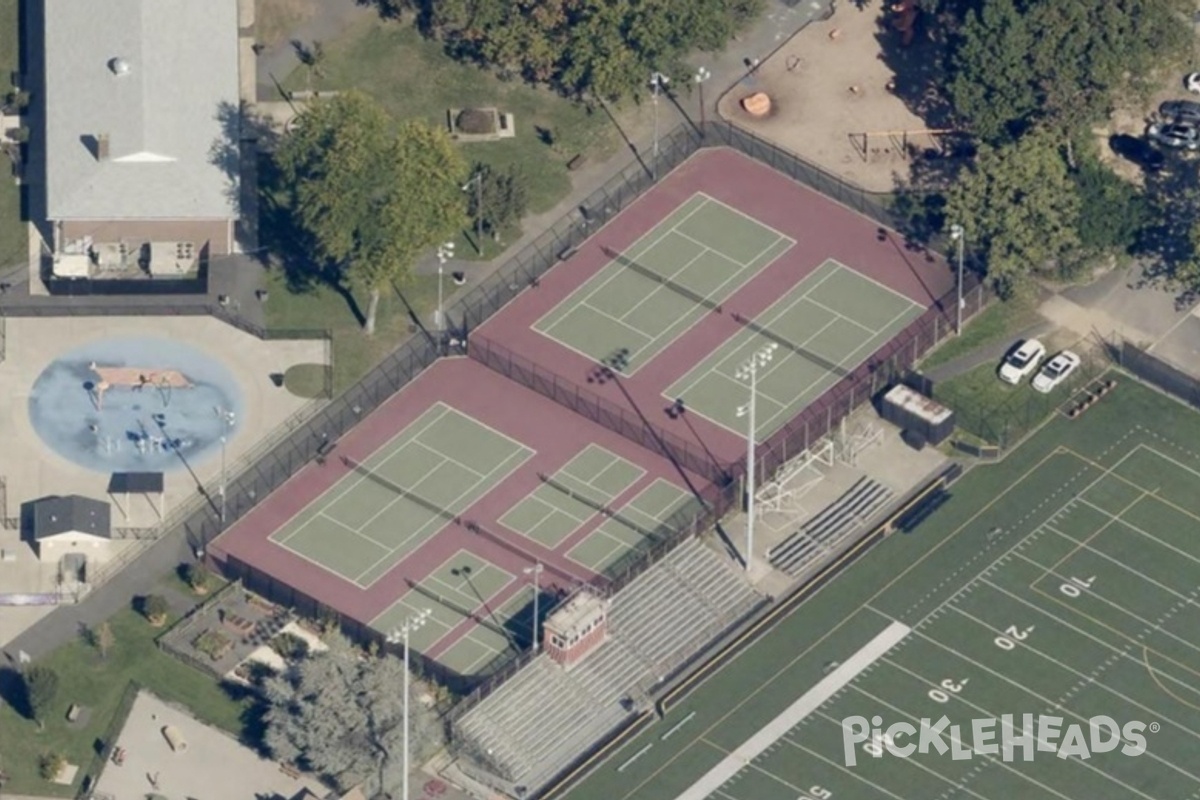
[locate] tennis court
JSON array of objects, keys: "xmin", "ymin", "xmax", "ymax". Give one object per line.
[
  {"xmin": 558, "ymin": 379, "xmax": 1200, "ymax": 800},
  {"xmin": 665, "ymin": 259, "xmax": 923, "ymax": 438},
  {"xmin": 370, "ymin": 551, "xmax": 524, "ymax": 675},
  {"xmin": 533, "ymin": 193, "xmax": 794, "ymax": 374},
  {"xmin": 499, "ymin": 444, "xmax": 648, "ymax": 547},
  {"xmin": 566, "ymin": 479, "xmax": 697, "ymax": 573},
  {"xmin": 269, "ymin": 403, "xmax": 534, "ymax": 588}
]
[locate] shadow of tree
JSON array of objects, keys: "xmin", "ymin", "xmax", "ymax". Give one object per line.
[
  {"xmin": 0, "ymin": 666, "xmax": 32, "ymax": 720},
  {"xmin": 1130, "ymin": 153, "xmax": 1200, "ymax": 308}
]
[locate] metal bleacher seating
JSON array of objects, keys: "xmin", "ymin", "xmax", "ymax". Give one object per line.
[
  {"xmin": 453, "ymin": 538, "xmax": 762, "ymax": 796},
  {"xmin": 768, "ymin": 477, "xmax": 894, "ymax": 576}
]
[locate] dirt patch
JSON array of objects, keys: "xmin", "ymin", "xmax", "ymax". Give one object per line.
[
  {"xmin": 256, "ymin": 0, "xmax": 316, "ymax": 51},
  {"xmin": 719, "ymin": 0, "xmax": 954, "ymax": 192}
]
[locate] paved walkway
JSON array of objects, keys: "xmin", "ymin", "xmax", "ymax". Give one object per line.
[{"xmin": 923, "ymin": 318, "xmax": 1055, "ymax": 384}]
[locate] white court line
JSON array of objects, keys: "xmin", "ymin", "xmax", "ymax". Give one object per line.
[
  {"xmin": 670, "ymin": 621, "xmax": 911, "ymax": 800},
  {"xmin": 618, "ymin": 244, "xmax": 715, "ymax": 321},
  {"xmin": 1074, "ymin": 498, "xmax": 1200, "ymax": 567}
]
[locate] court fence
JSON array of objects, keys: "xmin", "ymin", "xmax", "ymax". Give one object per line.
[
  {"xmin": 1111, "ymin": 338, "xmax": 1200, "ymax": 407},
  {"xmin": 39, "ymin": 117, "xmax": 977, "ymax": 693}
]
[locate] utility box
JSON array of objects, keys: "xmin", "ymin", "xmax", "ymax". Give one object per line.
[{"xmin": 880, "ymin": 384, "xmax": 955, "ymax": 446}]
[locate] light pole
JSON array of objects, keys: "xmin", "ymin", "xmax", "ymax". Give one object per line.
[
  {"xmin": 523, "ymin": 562, "xmax": 544, "ymax": 652},
  {"xmin": 462, "ymin": 172, "xmax": 484, "ymax": 254},
  {"xmin": 949, "ymin": 223, "xmax": 965, "ymax": 335},
  {"xmin": 387, "ymin": 608, "xmax": 431, "ymax": 800},
  {"xmin": 694, "ymin": 66, "xmax": 711, "ymax": 128},
  {"xmin": 435, "ymin": 241, "xmax": 454, "ymax": 331},
  {"xmin": 215, "ymin": 406, "xmax": 235, "ymax": 524},
  {"xmin": 735, "ymin": 342, "xmax": 778, "ymax": 573},
  {"xmin": 649, "ymin": 71, "xmax": 670, "ymax": 180}
]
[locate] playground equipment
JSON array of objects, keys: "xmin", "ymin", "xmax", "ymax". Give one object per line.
[
  {"xmin": 848, "ymin": 128, "xmax": 960, "ymax": 162},
  {"xmin": 89, "ymin": 362, "xmax": 193, "ymax": 410},
  {"xmin": 741, "ymin": 92, "xmax": 772, "ymax": 118}
]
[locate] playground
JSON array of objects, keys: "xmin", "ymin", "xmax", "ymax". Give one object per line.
[
  {"xmin": 558, "ymin": 378, "xmax": 1200, "ymax": 800},
  {"xmin": 718, "ymin": 0, "xmax": 956, "ymax": 192}
]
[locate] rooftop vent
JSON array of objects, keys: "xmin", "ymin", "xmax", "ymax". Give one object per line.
[{"xmin": 108, "ymin": 57, "xmax": 131, "ymax": 76}]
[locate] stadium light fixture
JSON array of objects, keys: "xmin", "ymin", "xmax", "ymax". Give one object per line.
[
  {"xmin": 735, "ymin": 341, "xmax": 778, "ymax": 573},
  {"xmin": 387, "ymin": 608, "xmax": 432, "ymax": 800}
]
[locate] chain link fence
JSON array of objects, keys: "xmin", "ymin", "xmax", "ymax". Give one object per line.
[
  {"xmin": 32, "ymin": 118, "xmax": 975, "ymax": 692},
  {"xmin": 1113, "ymin": 339, "xmax": 1200, "ymax": 406}
]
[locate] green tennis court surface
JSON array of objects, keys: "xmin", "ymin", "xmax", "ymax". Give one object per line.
[
  {"xmin": 270, "ymin": 403, "xmax": 533, "ymax": 588},
  {"xmin": 567, "ymin": 479, "xmax": 695, "ymax": 573},
  {"xmin": 370, "ymin": 551, "xmax": 523, "ymax": 675},
  {"xmin": 666, "ymin": 259, "xmax": 923, "ymax": 439},
  {"xmin": 534, "ymin": 193, "xmax": 794, "ymax": 374},
  {"xmin": 561, "ymin": 380, "xmax": 1200, "ymax": 800},
  {"xmin": 499, "ymin": 444, "xmax": 647, "ymax": 548}
]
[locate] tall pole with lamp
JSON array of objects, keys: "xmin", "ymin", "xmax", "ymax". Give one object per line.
[
  {"xmin": 215, "ymin": 406, "xmax": 235, "ymax": 524},
  {"xmin": 694, "ymin": 66, "xmax": 711, "ymax": 128},
  {"xmin": 387, "ymin": 608, "xmax": 431, "ymax": 800},
  {"xmin": 649, "ymin": 71, "xmax": 670, "ymax": 180},
  {"xmin": 435, "ymin": 241, "xmax": 454, "ymax": 331},
  {"xmin": 734, "ymin": 342, "xmax": 778, "ymax": 573},
  {"xmin": 523, "ymin": 562, "xmax": 544, "ymax": 652},
  {"xmin": 463, "ymin": 172, "xmax": 484, "ymax": 255},
  {"xmin": 949, "ymin": 223, "xmax": 965, "ymax": 335}
]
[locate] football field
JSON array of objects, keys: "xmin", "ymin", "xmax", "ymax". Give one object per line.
[{"xmin": 556, "ymin": 376, "xmax": 1200, "ymax": 800}]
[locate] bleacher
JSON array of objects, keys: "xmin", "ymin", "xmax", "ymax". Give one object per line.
[
  {"xmin": 768, "ymin": 477, "xmax": 894, "ymax": 576},
  {"xmin": 452, "ymin": 538, "xmax": 761, "ymax": 796}
]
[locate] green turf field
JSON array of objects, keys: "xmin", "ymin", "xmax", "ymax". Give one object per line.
[{"xmin": 557, "ymin": 375, "xmax": 1200, "ymax": 800}]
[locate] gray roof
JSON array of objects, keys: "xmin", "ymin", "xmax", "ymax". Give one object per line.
[
  {"xmin": 43, "ymin": 0, "xmax": 240, "ymax": 221},
  {"xmin": 34, "ymin": 495, "xmax": 112, "ymax": 540}
]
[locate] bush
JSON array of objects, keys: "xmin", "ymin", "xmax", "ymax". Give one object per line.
[
  {"xmin": 24, "ymin": 665, "xmax": 60, "ymax": 727},
  {"xmin": 455, "ymin": 108, "xmax": 496, "ymax": 135},
  {"xmin": 143, "ymin": 594, "xmax": 170, "ymax": 625},
  {"xmin": 184, "ymin": 562, "xmax": 212, "ymax": 593},
  {"xmin": 38, "ymin": 751, "xmax": 66, "ymax": 781},
  {"xmin": 271, "ymin": 631, "xmax": 310, "ymax": 661}
]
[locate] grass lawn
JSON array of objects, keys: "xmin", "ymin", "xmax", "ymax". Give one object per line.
[
  {"xmin": 933, "ymin": 357, "xmax": 1099, "ymax": 447},
  {"xmin": 0, "ymin": 0, "xmax": 27, "ymax": 269},
  {"xmin": 0, "ymin": 608, "xmax": 251, "ymax": 796},
  {"xmin": 264, "ymin": 266, "xmax": 441, "ymax": 395},
  {"xmin": 278, "ymin": 16, "xmax": 621, "ymax": 241},
  {"xmin": 918, "ymin": 293, "xmax": 1039, "ymax": 370}
]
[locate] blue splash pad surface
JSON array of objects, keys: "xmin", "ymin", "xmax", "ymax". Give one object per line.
[{"xmin": 29, "ymin": 336, "xmax": 243, "ymax": 473}]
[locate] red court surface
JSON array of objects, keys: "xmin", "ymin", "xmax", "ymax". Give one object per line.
[
  {"xmin": 209, "ymin": 357, "xmax": 711, "ymax": 660},
  {"xmin": 475, "ymin": 147, "xmax": 956, "ymax": 465}
]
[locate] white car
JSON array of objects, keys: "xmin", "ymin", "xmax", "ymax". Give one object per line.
[
  {"xmin": 1187, "ymin": 72, "xmax": 1200, "ymax": 95},
  {"xmin": 1032, "ymin": 350, "xmax": 1082, "ymax": 394},
  {"xmin": 998, "ymin": 339, "xmax": 1046, "ymax": 385}
]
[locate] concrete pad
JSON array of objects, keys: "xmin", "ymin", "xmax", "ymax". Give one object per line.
[
  {"xmin": 92, "ymin": 690, "xmax": 325, "ymax": 800},
  {"xmin": 1148, "ymin": 312, "xmax": 1200, "ymax": 372},
  {"xmin": 0, "ymin": 316, "xmax": 325, "ymax": 533},
  {"xmin": 1062, "ymin": 265, "xmax": 1189, "ymax": 345}
]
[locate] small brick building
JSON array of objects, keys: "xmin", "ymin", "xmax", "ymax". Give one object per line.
[{"xmin": 542, "ymin": 591, "xmax": 609, "ymax": 668}]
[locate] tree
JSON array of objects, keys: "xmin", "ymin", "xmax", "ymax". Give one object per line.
[
  {"xmin": 185, "ymin": 562, "xmax": 212, "ymax": 594},
  {"xmin": 947, "ymin": 0, "xmax": 1191, "ymax": 144},
  {"xmin": 1072, "ymin": 156, "xmax": 1149, "ymax": 255},
  {"xmin": 85, "ymin": 621, "xmax": 116, "ymax": 660},
  {"xmin": 23, "ymin": 666, "xmax": 59, "ymax": 729},
  {"xmin": 143, "ymin": 594, "xmax": 170, "ymax": 625},
  {"xmin": 468, "ymin": 163, "xmax": 531, "ymax": 242},
  {"xmin": 276, "ymin": 92, "xmax": 466, "ymax": 334},
  {"xmin": 261, "ymin": 634, "xmax": 443, "ymax": 797},
  {"xmin": 944, "ymin": 129, "xmax": 1080, "ymax": 297}
]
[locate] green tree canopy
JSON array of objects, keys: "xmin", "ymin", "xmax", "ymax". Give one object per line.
[
  {"xmin": 944, "ymin": 128, "xmax": 1080, "ymax": 296},
  {"xmin": 947, "ymin": 0, "xmax": 1190, "ymax": 143},
  {"xmin": 23, "ymin": 666, "xmax": 59, "ymax": 728},
  {"xmin": 423, "ymin": 0, "xmax": 760, "ymax": 99},
  {"xmin": 468, "ymin": 162, "xmax": 530, "ymax": 242},
  {"xmin": 276, "ymin": 92, "xmax": 466, "ymax": 333},
  {"xmin": 262, "ymin": 634, "xmax": 443, "ymax": 797}
]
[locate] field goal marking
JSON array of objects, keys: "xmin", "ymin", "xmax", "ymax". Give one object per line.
[{"xmin": 670, "ymin": 621, "xmax": 910, "ymax": 800}]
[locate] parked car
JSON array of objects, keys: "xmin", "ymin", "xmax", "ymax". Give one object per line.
[
  {"xmin": 1108, "ymin": 134, "xmax": 1166, "ymax": 171},
  {"xmin": 1159, "ymin": 99, "xmax": 1200, "ymax": 125},
  {"xmin": 1032, "ymin": 350, "xmax": 1082, "ymax": 393},
  {"xmin": 1148, "ymin": 121, "xmax": 1200, "ymax": 150},
  {"xmin": 999, "ymin": 339, "xmax": 1046, "ymax": 385},
  {"xmin": 1186, "ymin": 72, "xmax": 1200, "ymax": 94}
]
